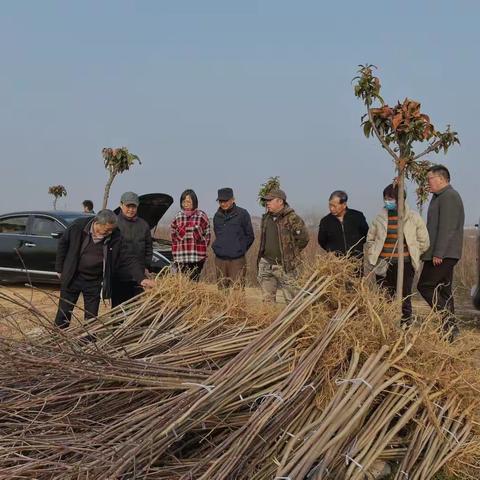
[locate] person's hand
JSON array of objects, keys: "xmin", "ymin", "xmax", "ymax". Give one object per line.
[
  {"xmin": 141, "ymin": 278, "xmax": 156, "ymax": 289},
  {"xmin": 433, "ymin": 256, "xmax": 443, "ymax": 266}
]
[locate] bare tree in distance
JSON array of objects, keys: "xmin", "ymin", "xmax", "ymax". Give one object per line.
[
  {"xmin": 353, "ymin": 64, "xmax": 460, "ymax": 306},
  {"xmin": 48, "ymin": 185, "xmax": 67, "ymax": 210},
  {"xmin": 102, "ymin": 147, "xmax": 141, "ymax": 209}
]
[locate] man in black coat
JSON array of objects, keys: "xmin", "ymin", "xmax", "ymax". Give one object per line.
[
  {"xmin": 212, "ymin": 188, "xmax": 254, "ymax": 288},
  {"xmin": 113, "ymin": 192, "xmax": 153, "ymax": 307},
  {"xmin": 318, "ymin": 190, "xmax": 369, "ymax": 261},
  {"xmin": 54, "ymin": 209, "xmax": 154, "ymax": 328}
]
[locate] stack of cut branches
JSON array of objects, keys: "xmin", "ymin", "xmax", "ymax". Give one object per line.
[{"xmin": 0, "ymin": 254, "xmax": 479, "ymax": 479}]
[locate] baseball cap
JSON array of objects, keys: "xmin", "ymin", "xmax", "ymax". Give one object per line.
[{"xmin": 261, "ymin": 189, "xmax": 287, "ymax": 201}]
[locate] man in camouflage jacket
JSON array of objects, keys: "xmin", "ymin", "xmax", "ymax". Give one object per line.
[{"xmin": 257, "ymin": 189, "xmax": 309, "ymax": 303}]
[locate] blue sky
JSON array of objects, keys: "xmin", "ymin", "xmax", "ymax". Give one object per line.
[{"xmin": 1, "ymin": 1, "xmax": 478, "ymax": 224}]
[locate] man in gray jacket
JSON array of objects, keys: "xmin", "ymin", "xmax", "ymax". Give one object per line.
[
  {"xmin": 417, "ymin": 165, "xmax": 464, "ymax": 339},
  {"xmin": 113, "ymin": 192, "xmax": 153, "ymax": 307}
]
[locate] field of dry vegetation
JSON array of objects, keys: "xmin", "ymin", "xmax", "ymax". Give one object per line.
[{"xmin": 156, "ymin": 224, "xmax": 478, "ymax": 315}]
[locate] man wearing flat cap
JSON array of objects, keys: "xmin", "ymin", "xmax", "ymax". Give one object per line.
[
  {"xmin": 212, "ymin": 187, "xmax": 254, "ymax": 288},
  {"xmin": 257, "ymin": 189, "xmax": 309, "ymax": 303},
  {"xmin": 113, "ymin": 191, "xmax": 153, "ymax": 307}
]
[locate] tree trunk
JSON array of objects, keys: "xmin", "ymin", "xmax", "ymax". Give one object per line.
[
  {"xmin": 53, "ymin": 197, "xmax": 57, "ymax": 210},
  {"xmin": 102, "ymin": 171, "xmax": 116, "ymax": 210},
  {"xmin": 396, "ymin": 162, "xmax": 406, "ymax": 311}
]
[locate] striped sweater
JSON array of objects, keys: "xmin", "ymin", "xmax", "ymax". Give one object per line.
[{"xmin": 379, "ymin": 210, "xmax": 410, "ymax": 262}]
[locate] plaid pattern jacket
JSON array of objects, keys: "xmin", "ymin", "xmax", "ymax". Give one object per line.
[{"xmin": 171, "ymin": 210, "xmax": 211, "ymax": 263}]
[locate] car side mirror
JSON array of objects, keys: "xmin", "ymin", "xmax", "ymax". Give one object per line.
[{"xmin": 51, "ymin": 232, "xmax": 63, "ymax": 239}]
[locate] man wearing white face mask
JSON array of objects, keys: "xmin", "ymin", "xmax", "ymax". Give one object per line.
[{"xmin": 366, "ymin": 183, "xmax": 429, "ymax": 326}]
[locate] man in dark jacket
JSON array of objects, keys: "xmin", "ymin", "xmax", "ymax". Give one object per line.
[
  {"xmin": 113, "ymin": 192, "xmax": 153, "ymax": 306},
  {"xmin": 318, "ymin": 190, "xmax": 368, "ymax": 261},
  {"xmin": 417, "ymin": 165, "xmax": 465, "ymax": 340},
  {"xmin": 212, "ymin": 188, "xmax": 254, "ymax": 288},
  {"xmin": 54, "ymin": 209, "xmax": 154, "ymax": 328},
  {"xmin": 257, "ymin": 189, "xmax": 309, "ymax": 303}
]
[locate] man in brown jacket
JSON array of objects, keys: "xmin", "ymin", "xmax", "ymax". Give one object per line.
[{"xmin": 257, "ymin": 189, "xmax": 309, "ymax": 303}]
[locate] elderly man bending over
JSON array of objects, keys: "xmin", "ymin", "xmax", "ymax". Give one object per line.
[{"xmin": 54, "ymin": 209, "xmax": 154, "ymax": 328}]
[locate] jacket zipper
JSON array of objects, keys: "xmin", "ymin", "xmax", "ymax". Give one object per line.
[
  {"xmin": 276, "ymin": 218, "xmax": 284, "ymax": 269},
  {"xmin": 340, "ymin": 222, "xmax": 347, "ymax": 253}
]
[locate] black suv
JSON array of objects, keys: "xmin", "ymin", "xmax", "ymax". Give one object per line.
[{"xmin": 0, "ymin": 193, "xmax": 173, "ymax": 284}]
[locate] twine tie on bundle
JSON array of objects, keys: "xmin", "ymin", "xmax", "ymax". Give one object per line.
[
  {"xmin": 442, "ymin": 426, "xmax": 460, "ymax": 444},
  {"xmin": 335, "ymin": 377, "xmax": 373, "ymax": 389},
  {"xmin": 182, "ymin": 382, "xmax": 215, "ymax": 393}
]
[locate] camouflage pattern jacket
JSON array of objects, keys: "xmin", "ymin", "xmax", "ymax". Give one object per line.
[{"xmin": 257, "ymin": 207, "xmax": 309, "ymax": 273}]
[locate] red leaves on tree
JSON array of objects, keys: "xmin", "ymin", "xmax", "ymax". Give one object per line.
[{"xmin": 369, "ymin": 98, "xmax": 435, "ymax": 141}]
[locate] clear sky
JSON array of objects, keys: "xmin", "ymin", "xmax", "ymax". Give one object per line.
[{"xmin": 1, "ymin": 1, "xmax": 478, "ymax": 224}]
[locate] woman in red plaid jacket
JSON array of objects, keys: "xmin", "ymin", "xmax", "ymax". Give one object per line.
[{"xmin": 170, "ymin": 189, "xmax": 211, "ymax": 281}]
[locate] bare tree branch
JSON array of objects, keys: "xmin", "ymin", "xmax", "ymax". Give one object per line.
[{"xmin": 412, "ymin": 139, "xmax": 443, "ymax": 161}]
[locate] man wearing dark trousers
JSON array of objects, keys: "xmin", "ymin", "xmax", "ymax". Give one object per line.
[
  {"xmin": 212, "ymin": 188, "xmax": 254, "ymax": 288},
  {"xmin": 54, "ymin": 209, "xmax": 154, "ymax": 329},
  {"xmin": 112, "ymin": 192, "xmax": 153, "ymax": 307},
  {"xmin": 417, "ymin": 165, "xmax": 465, "ymax": 340}
]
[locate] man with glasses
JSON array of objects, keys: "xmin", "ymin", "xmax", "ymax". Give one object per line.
[
  {"xmin": 212, "ymin": 188, "xmax": 254, "ymax": 288},
  {"xmin": 417, "ymin": 164, "xmax": 465, "ymax": 340},
  {"xmin": 54, "ymin": 209, "xmax": 154, "ymax": 329}
]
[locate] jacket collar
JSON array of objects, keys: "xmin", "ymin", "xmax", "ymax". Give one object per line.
[
  {"xmin": 433, "ymin": 184, "xmax": 452, "ymax": 197},
  {"xmin": 82, "ymin": 217, "xmax": 95, "ymax": 234},
  {"xmin": 266, "ymin": 206, "xmax": 293, "ymax": 219},
  {"xmin": 329, "ymin": 207, "xmax": 350, "ymax": 222},
  {"xmin": 217, "ymin": 203, "xmax": 237, "ymax": 216},
  {"xmin": 120, "ymin": 212, "xmax": 138, "ymax": 222}
]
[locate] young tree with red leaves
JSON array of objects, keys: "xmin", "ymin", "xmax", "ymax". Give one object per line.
[{"xmin": 354, "ymin": 65, "xmax": 459, "ymax": 304}]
